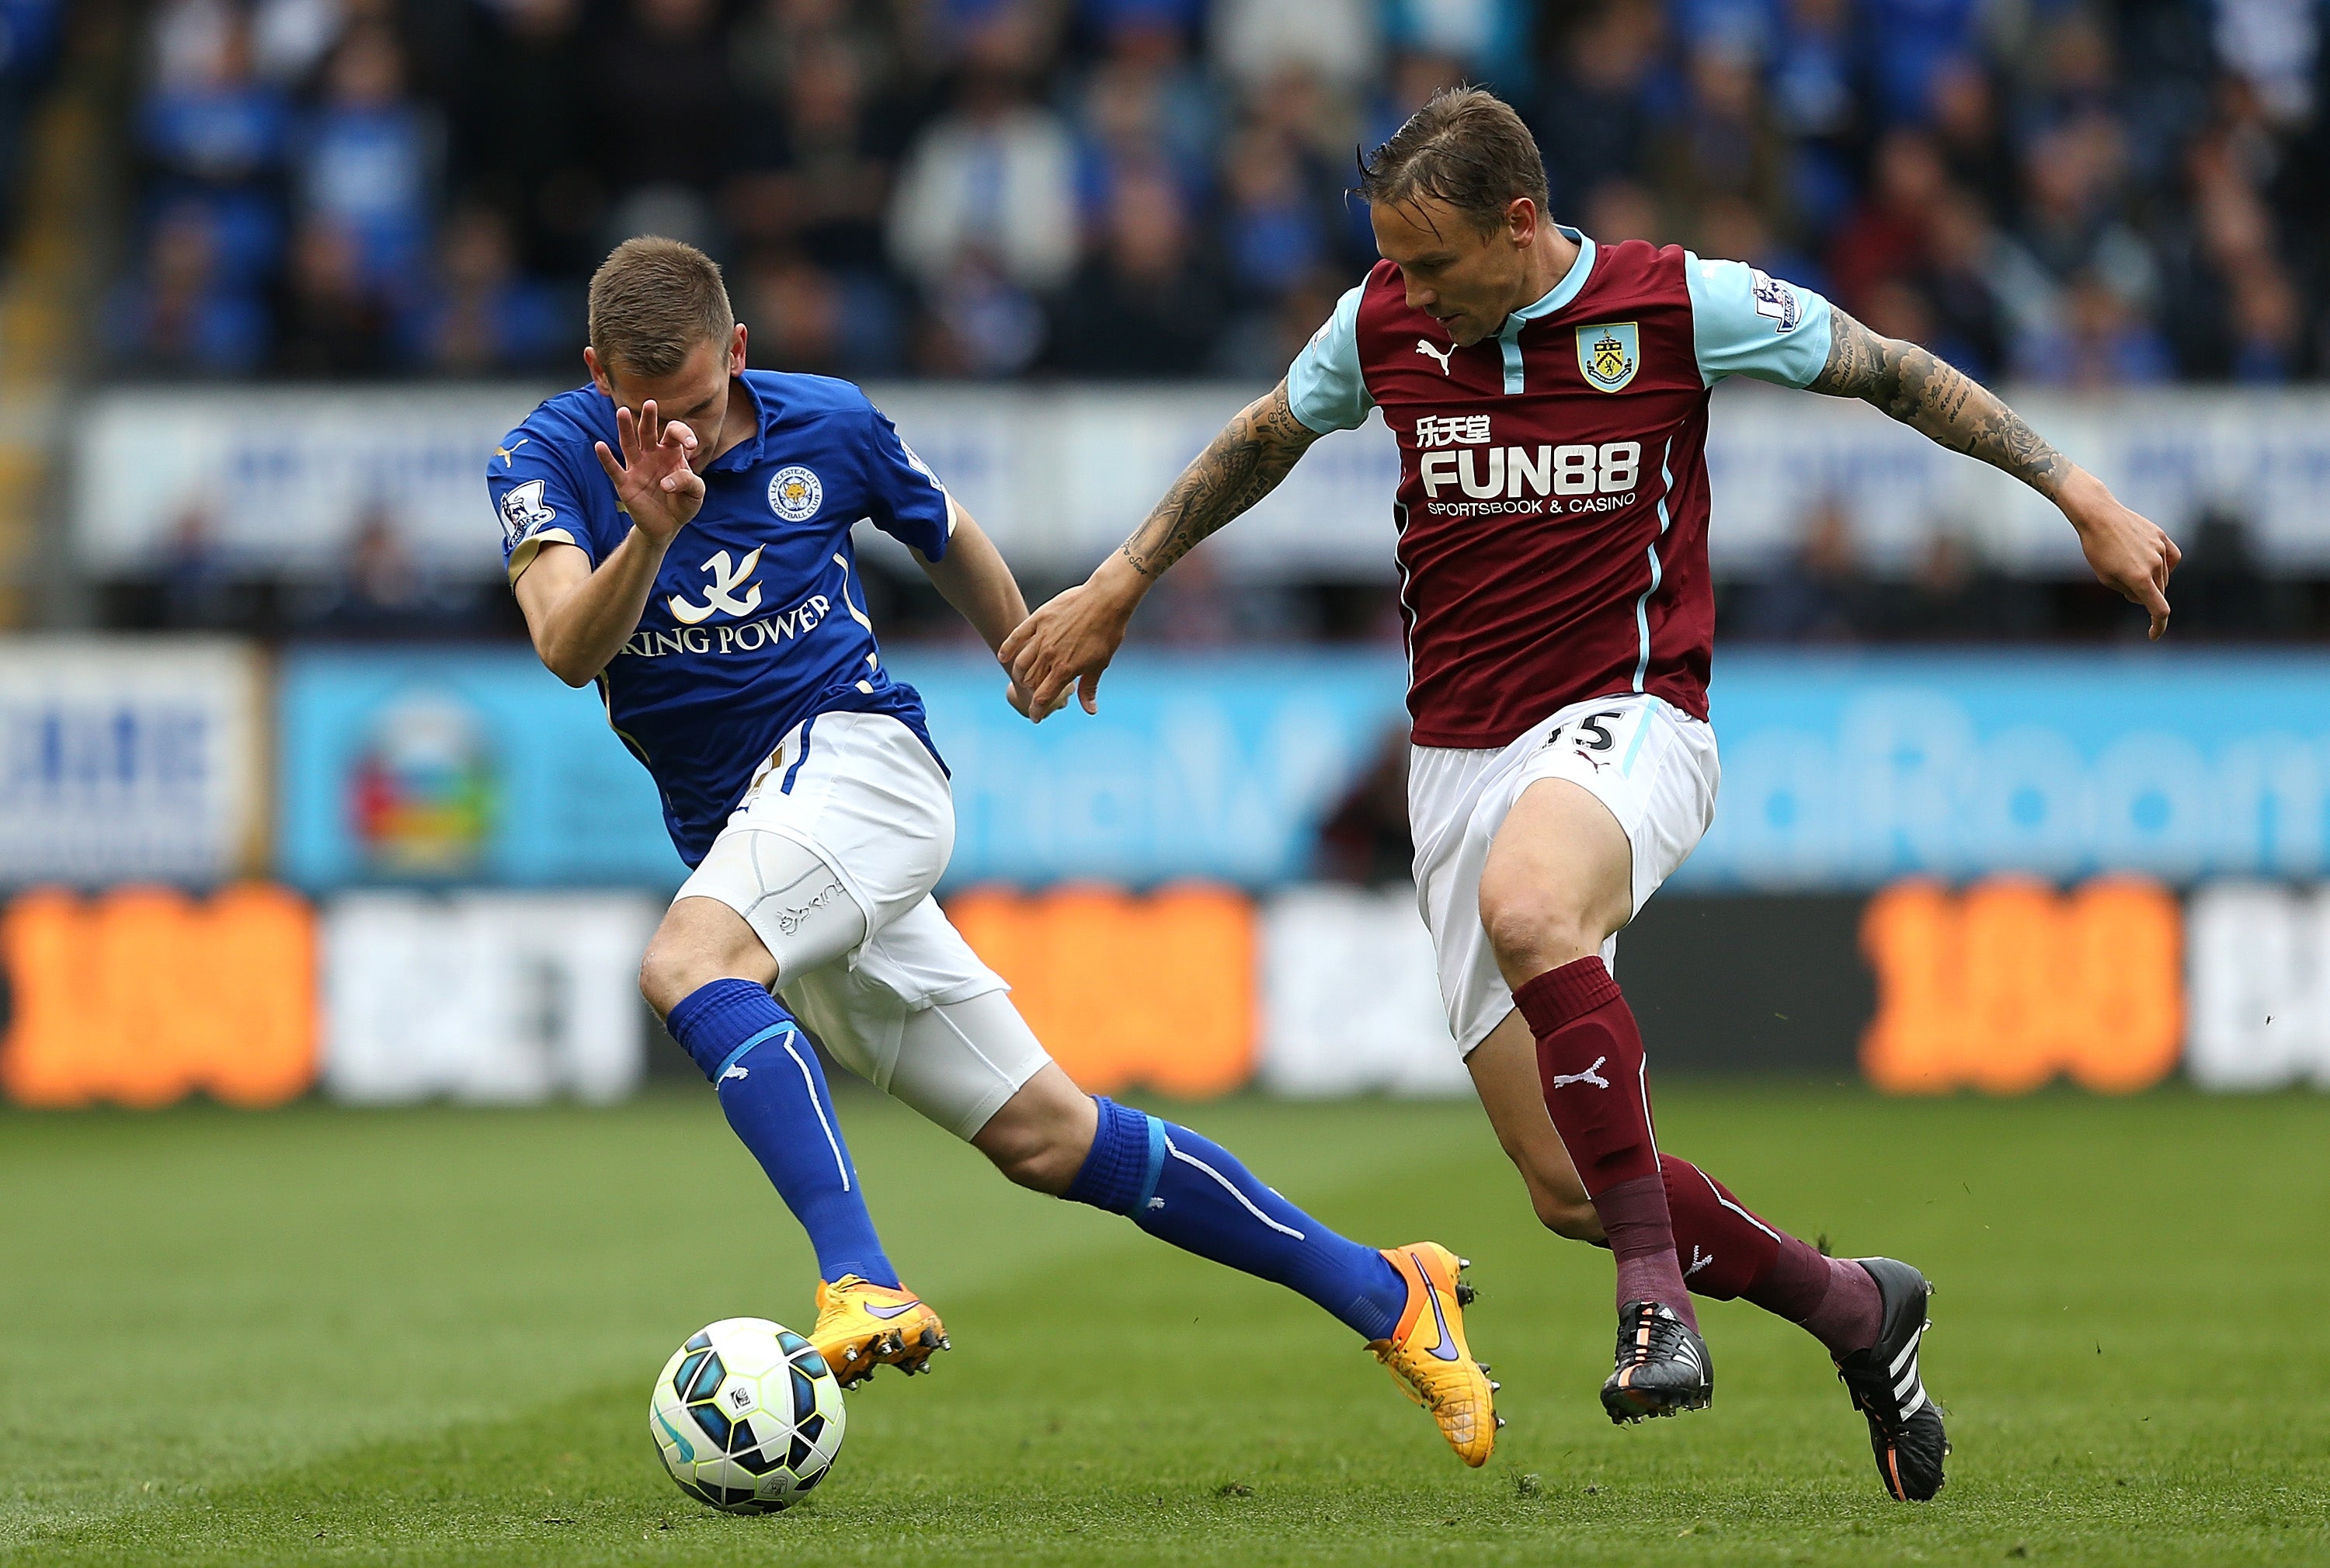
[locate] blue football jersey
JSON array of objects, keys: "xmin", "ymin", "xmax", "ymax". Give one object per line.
[{"xmin": 487, "ymin": 370, "xmax": 954, "ymax": 867}]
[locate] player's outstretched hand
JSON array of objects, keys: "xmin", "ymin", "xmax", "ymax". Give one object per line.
[
  {"xmin": 998, "ymin": 580, "xmax": 1137, "ymax": 722},
  {"xmin": 2061, "ymin": 471, "xmax": 2181, "ymax": 639},
  {"xmin": 593, "ymin": 399, "xmax": 705, "ymax": 544}
]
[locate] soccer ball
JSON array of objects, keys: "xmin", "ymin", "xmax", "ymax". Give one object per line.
[{"xmin": 649, "ymin": 1317, "xmax": 846, "ymax": 1513}]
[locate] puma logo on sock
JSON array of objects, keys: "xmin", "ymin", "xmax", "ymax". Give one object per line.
[
  {"xmin": 719, "ymin": 1063, "xmax": 750, "ymax": 1083},
  {"xmin": 1549, "ymin": 1055, "xmax": 1611, "ymax": 1090},
  {"xmin": 1687, "ymin": 1246, "xmax": 1714, "ymax": 1277}
]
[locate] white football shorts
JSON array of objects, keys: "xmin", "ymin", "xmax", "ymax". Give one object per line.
[
  {"xmin": 1408, "ymin": 692, "xmax": 1720, "ymax": 1057},
  {"xmin": 675, "ymin": 709, "xmax": 1048, "ymax": 1138}
]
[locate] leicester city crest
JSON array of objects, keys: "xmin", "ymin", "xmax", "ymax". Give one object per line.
[
  {"xmin": 1576, "ymin": 322, "xmax": 1640, "ymax": 393},
  {"xmin": 768, "ymin": 464, "xmax": 822, "ymax": 520}
]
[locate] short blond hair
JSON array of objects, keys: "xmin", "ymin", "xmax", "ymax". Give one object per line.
[
  {"xmin": 1358, "ymin": 86, "xmax": 1551, "ymax": 232},
  {"xmin": 587, "ymin": 236, "xmax": 734, "ymax": 377}
]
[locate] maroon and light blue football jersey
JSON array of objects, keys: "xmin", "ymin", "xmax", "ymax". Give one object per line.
[{"xmin": 1288, "ymin": 228, "xmax": 1833, "ymax": 748}]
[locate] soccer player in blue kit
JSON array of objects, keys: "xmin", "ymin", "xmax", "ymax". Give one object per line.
[{"xmin": 487, "ymin": 237, "xmax": 1501, "ymax": 1466}]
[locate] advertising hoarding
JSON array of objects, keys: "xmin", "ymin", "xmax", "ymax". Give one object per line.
[
  {"xmin": 0, "ymin": 636, "xmax": 266, "ymax": 885},
  {"xmin": 276, "ymin": 648, "xmax": 680, "ymax": 889},
  {"xmin": 77, "ymin": 384, "xmax": 2330, "ymax": 580}
]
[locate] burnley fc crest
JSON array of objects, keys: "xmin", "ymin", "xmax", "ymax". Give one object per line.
[{"xmin": 1576, "ymin": 322, "xmax": 1640, "ymax": 393}]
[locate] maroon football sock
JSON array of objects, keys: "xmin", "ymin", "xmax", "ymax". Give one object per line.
[
  {"xmin": 1514, "ymin": 958, "xmax": 1694, "ymax": 1327},
  {"xmin": 1660, "ymin": 1153, "xmax": 1883, "ymax": 1358},
  {"xmin": 1657, "ymin": 1153, "xmax": 1779, "ymax": 1299}
]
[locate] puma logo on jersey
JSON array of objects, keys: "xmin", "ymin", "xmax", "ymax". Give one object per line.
[
  {"xmin": 1549, "ymin": 1055, "xmax": 1611, "ymax": 1090},
  {"xmin": 1414, "ymin": 338, "xmax": 1455, "ymax": 375},
  {"xmin": 669, "ymin": 547, "xmax": 765, "ymax": 624}
]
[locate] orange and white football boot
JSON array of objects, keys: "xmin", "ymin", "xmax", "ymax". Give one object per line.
[
  {"xmin": 808, "ymin": 1275, "xmax": 950, "ymax": 1388},
  {"xmin": 1368, "ymin": 1242, "xmax": 1501, "ymax": 1466}
]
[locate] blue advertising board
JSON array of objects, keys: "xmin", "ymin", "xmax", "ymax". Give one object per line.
[
  {"xmin": 1684, "ymin": 650, "xmax": 2330, "ymax": 889},
  {"xmin": 894, "ymin": 649, "xmax": 1411, "ymax": 889},
  {"xmin": 276, "ymin": 645, "xmax": 2330, "ymax": 892},
  {"xmin": 277, "ymin": 648, "xmax": 680, "ymax": 889}
]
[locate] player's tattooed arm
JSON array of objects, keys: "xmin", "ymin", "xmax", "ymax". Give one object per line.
[
  {"xmin": 1118, "ymin": 380, "xmax": 1323, "ymax": 578},
  {"xmin": 1806, "ymin": 307, "xmax": 2183, "ymax": 638},
  {"xmin": 1806, "ymin": 308, "xmax": 2067, "ymax": 499},
  {"xmin": 999, "ymin": 380, "xmax": 1323, "ymax": 719}
]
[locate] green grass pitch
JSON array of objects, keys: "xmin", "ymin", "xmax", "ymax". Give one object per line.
[{"xmin": 3, "ymin": 1084, "xmax": 2325, "ymax": 1566}]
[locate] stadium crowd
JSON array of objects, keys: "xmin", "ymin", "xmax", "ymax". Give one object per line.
[{"xmin": 103, "ymin": 0, "xmax": 2330, "ymax": 384}]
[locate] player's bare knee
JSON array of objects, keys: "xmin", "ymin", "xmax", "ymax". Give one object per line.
[
  {"xmin": 976, "ymin": 1111, "xmax": 1083, "ymax": 1194},
  {"xmin": 972, "ymin": 1069, "xmax": 1096, "ymax": 1195},
  {"xmin": 1478, "ymin": 883, "xmax": 1593, "ymax": 979},
  {"xmin": 637, "ymin": 944, "xmax": 693, "ymax": 1019},
  {"xmin": 1533, "ymin": 1189, "xmax": 1604, "ymax": 1241}
]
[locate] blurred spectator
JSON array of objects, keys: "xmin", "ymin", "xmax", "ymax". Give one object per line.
[
  {"xmin": 1535, "ymin": 1, "xmax": 1666, "ymax": 216},
  {"xmin": 1926, "ymin": 59, "xmax": 2013, "ymax": 220},
  {"xmin": 1071, "ymin": 10, "xmax": 1216, "ymax": 219},
  {"xmin": 1581, "ymin": 179, "xmax": 1666, "ymax": 245},
  {"xmin": 0, "ymin": 0, "xmax": 61, "ymax": 246},
  {"xmin": 402, "ymin": 204, "xmax": 569, "ymax": 374},
  {"xmin": 2213, "ymin": 0, "xmax": 2318, "ymax": 126},
  {"xmin": 1382, "ymin": 0, "xmax": 1530, "ymax": 89},
  {"xmin": 2013, "ymin": 269, "xmax": 2175, "ymax": 388},
  {"xmin": 731, "ymin": 33, "xmax": 901, "ymax": 273},
  {"xmin": 1695, "ymin": 193, "xmax": 1824, "ymax": 296},
  {"xmin": 1735, "ymin": 500, "xmax": 1873, "ymax": 642},
  {"xmin": 2169, "ymin": 505, "xmax": 2293, "ymax": 637},
  {"xmin": 308, "ymin": 506, "xmax": 490, "ymax": 637},
  {"xmin": 2226, "ymin": 264, "xmax": 2304, "ymax": 382},
  {"xmin": 1881, "ymin": 526, "xmax": 2043, "ymax": 641},
  {"xmin": 889, "ymin": 9, "xmax": 1077, "ymax": 299},
  {"xmin": 1048, "ymin": 169, "xmax": 1219, "ymax": 376},
  {"xmin": 249, "ymin": 0, "xmax": 346, "ymax": 85},
  {"xmin": 1649, "ymin": 43, "xmax": 1792, "ymax": 239},
  {"xmin": 297, "ymin": 24, "xmax": 438, "ymax": 291},
  {"xmin": 1212, "ymin": 0, "xmax": 1382, "ymax": 99},
  {"xmin": 158, "ymin": 500, "xmax": 235, "ymax": 628},
  {"xmin": 272, "ymin": 217, "xmax": 391, "ymax": 376},
  {"xmin": 137, "ymin": 5, "xmax": 291, "ymax": 289},
  {"xmin": 471, "ymin": 0, "xmax": 600, "ymax": 279},
  {"xmin": 107, "ymin": 202, "xmax": 270, "ymax": 375},
  {"xmin": 1860, "ymin": 0, "xmax": 1978, "ymax": 127},
  {"xmin": 81, "ymin": 0, "xmax": 2330, "ymax": 397},
  {"xmin": 1920, "ymin": 189, "xmax": 2004, "ymax": 377},
  {"xmin": 1212, "ymin": 263, "xmax": 1341, "ymax": 379},
  {"xmin": 1827, "ymin": 130, "xmax": 1946, "ymax": 316},
  {"xmin": 588, "ymin": 0, "xmax": 737, "ymax": 200},
  {"xmin": 1219, "ymin": 124, "xmax": 1330, "ymax": 299},
  {"xmin": 1314, "ymin": 725, "xmax": 1414, "ymax": 886},
  {"xmin": 739, "ymin": 249, "xmax": 901, "ymax": 377},
  {"xmin": 1765, "ymin": 0, "xmax": 1858, "ymax": 239}
]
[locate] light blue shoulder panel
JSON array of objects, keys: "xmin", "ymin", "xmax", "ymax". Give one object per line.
[
  {"xmin": 1285, "ymin": 283, "xmax": 1373, "ymax": 434},
  {"xmin": 1685, "ymin": 253, "xmax": 1834, "ymax": 390}
]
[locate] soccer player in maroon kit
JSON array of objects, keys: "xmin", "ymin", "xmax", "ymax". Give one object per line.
[{"xmin": 1002, "ymin": 89, "xmax": 2179, "ymax": 1501}]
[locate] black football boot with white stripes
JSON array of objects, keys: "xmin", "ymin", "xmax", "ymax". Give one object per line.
[
  {"xmin": 1601, "ymin": 1301, "xmax": 1714, "ymax": 1424},
  {"xmin": 1834, "ymin": 1257, "xmax": 1947, "ymax": 1501}
]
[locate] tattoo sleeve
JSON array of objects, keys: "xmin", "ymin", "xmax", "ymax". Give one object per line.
[
  {"xmin": 1806, "ymin": 308, "xmax": 2069, "ymax": 500},
  {"xmin": 1119, "ymin": 380, "xmax": 1322, "ymax": 578}
]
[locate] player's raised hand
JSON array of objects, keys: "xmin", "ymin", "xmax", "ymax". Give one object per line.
[
  {"xmin": 2060, "ymin": 471, "xmax": 2181, "ymax": 639},
  {"xmin": 593, "ymin": 399, "xmax": 705, "ymax": 544},
  {"xmin": 998, "ymin": 579, "xmax": 1138, "ymax": 722}
]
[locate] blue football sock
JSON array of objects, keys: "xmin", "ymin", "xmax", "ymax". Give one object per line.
[
  {"xmin": 666, "ymin": 979, "xmax": 899, "ymax": 1290},
  {"xmin": 1065, "ymin": 1097, "xmax": 1407, "ymax": 1341}
]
